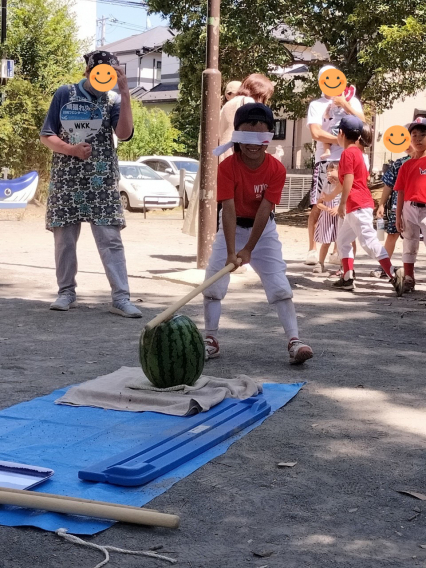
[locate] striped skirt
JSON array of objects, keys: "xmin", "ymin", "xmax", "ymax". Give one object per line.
[{"xmin": 314, "ymin": 196, "xmax": 341, "ymax": 244}]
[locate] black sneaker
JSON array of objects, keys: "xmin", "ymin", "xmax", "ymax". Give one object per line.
[
  {"xmin": 370, "ymin": 267, "xmax": 387, "ymax": 279},
  {"xmin": 390, "ymin": 267, "xmax": 404, "ymax": 297},
  {"xmin": 332, "ymin": 269, "xmax": 356, "ymax": 279},
  {"xmin": 332, "ymin": 277, "xmax": 355, "ymax": 290}
]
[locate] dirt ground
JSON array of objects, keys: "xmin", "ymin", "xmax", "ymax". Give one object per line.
[{"xmin": 1, "ymin": 204, "xmax": 426, "ymax": 568}]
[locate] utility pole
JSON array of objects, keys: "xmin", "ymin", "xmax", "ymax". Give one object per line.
[
  {"xmin": 97, "ymin": 15, "xmax": 107, "ymax": 47},
  {"xmin": 1, "ymin": 0, "xmax": 6, "ymax": 45},
  {"xmin": 1, "ymin": 0, "xmax": 7, "ymax": 89},
  {"xmin": 197, "ymin": 0, "xmax": 221, "ymax": 269}
]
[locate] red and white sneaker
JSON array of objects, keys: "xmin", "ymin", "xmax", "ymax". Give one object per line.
[
  {"xmin": 288, "ymin": 339, "xmax": 313, "ymax": 365},
  {"xmin": 204, "ymin": 336, "xmax": 220, "ymax": 360}
]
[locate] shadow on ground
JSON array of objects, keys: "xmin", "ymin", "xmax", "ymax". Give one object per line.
[
  {"xmin": 275, "ymin": 208, "xmax": 309, "ymax": 228},
  {"xmin": 0, "ymin": 280, "xmax": 425, "ymax": 567},
  {"xmin": 150, "ymin": 254, "xmax": 197, "ymax": 263}
]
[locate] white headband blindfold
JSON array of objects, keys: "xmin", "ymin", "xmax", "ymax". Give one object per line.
[{"xmin": 213, "ymin": 131, "xmax": 274, "ymax": 157}]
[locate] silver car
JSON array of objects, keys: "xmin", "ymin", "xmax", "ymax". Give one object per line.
[
  {"xmin": 118, "ymin": 161, "xmax": 180, "ymax": 212},
  {"xmin": 136, "ymin": 156, "xmax": 199, "ymax": 207}
]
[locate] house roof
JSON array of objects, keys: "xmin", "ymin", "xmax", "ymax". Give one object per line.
[
  {"xmin": 130, "ymin": 86, "xmax": 148, "ymax": 102},
  {"xmin": 279, "ymin": 63, "xmax": 309, "ymax": 74},
  {"xmin": 272, "ymin": 25, "xmax": 306, "ymax": 45},
  {"xmin": 137, "ymin": 82, "xmax": 179, "ymax": 103},
  {"xmin": 103, "ymin": 26, "xmax": 174, "ymax": 55},
  {"xmin": 272, "ymin": 26, "xmax": 329, "ymax": 62}
]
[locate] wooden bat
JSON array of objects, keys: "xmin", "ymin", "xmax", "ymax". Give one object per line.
[
  {"xmin": 145, "ymin": 262, "xmax": 238, "ymax": 331},
  {"xmin": 0, "ymin": 487, "xmax": 180, "ymax": 529}
]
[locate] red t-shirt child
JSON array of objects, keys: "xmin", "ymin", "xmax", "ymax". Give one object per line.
[
  {"xmin": 338, "ymin": 146, "xmax": 373, "ymax": 213},
  {"xmin": 217, "ymin": 152, "xmax": 286, "ymax": 218},
  {"xmin": 394, "ymin": 156, "xmax": 426, "ymax": 203}
]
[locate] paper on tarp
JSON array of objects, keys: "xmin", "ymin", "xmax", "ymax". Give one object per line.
[{"xmin": 0, "ymin": 461, "xmax": 53, "ymax": 490}]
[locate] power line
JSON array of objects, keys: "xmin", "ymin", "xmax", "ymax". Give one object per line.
[
  {"xmin": 83, "ymin": 0, "xmax": 147, "ymax": 7},
  {"xmin": 107, "ymin": 17, "xmax": 147, "ymax": 32},
  {"xmin": 108, "ymin": 23, "xmax": 147, "ymax": 33}
]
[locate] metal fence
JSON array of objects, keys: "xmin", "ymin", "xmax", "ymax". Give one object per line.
[{"xmin": 276, "ymin": 174, "xmax": 312, "ymax": 212}]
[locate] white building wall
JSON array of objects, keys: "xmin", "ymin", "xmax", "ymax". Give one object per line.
[
  {"xmin": 72, "ymin": 0, "xmax": 97, "ymax": 51},
  {"xmin": 372, "ymin": 90, "xmax": 426, "ymax": 173},
  {"xmin": 138, "ymin": 53, "xmax": 156, "ymax": 87},
  {"xmin": 109, "ymin": 51, "xmax": 168, "ymax": 91},
  {"xmin": 268, "ymin": 116, "xmax": 313, "ymax": 170},
  {"xmin": 161, "ymin": 53, "xmax": 180, "ymax": 84},
  {"xmin": 115, "ymin": 53, "xmax": 141, "ymax": 90}
]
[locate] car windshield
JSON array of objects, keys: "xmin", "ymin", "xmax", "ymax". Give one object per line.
[
  {"xmin": 119, "ymin": 165, "xmax": 162, "ymax": 181},
  {"xmin": 171, "ymin": 160, "xmax": 199, "ymax": 173}
]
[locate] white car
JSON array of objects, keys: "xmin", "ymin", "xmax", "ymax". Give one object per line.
[
  {"xmin": 118, "ymin": 161, "xmax": 180, "ymax": 211},
  {"xmin": 136, "ymin": 156, "xmax": 199, "ymax": 207}
]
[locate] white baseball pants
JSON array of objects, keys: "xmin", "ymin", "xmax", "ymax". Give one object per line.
[
  {"xmin": 203, "ymin": 218, "xmax": 293, "ymax": 302},
  {"xmin": 203, "ymin": 217, "xmax": 297, "ymax": 340},
  {"xmin": 401, "ymin": 201, "xmax": 426, "ymax": 263},
  {"xmin": 337, "ymin": 207, "xmax": 389, "ymax": 261}
]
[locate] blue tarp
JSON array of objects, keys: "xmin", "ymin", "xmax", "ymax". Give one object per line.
[{"xmin": 0, "ymin": 382, "xmax": 304, "ymax": 535}]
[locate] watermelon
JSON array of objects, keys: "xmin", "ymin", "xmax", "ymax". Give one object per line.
[{"xmin": 139, "ymin": 314, "xmax": 205, "ymax": 388}]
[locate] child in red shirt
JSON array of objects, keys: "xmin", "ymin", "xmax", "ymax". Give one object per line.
[
  {"xmin": 332, "ymin": 116, "xmax": 404, "ymax": 294},
  {"xmin": 394, "ymin": 117, "xmax": 426, "ymax": 292},
  {"xmin": 203, "ymin": 103, "xmax": 313, "ymax": 365}
]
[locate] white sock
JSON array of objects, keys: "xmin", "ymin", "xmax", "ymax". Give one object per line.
[
  {"xmin": 204, "ymin": 297, "xmax": 221, "ymax": 339},
  {"xmin": 274, "ymin": 299, "xmax": 299, "ymax": 343}
]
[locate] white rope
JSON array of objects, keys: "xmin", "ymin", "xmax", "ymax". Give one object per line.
[{"xmin": 55, "ymin": 528, "xmax": 177, "ymax": 567}]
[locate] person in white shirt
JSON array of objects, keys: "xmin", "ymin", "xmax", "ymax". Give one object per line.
[{"xmin": 305, "ymin": 64, "xmax": 365, "ymax": 266}]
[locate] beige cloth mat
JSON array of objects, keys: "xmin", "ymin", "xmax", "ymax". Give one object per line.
[{"xmin": 55, "ymin": 366, "xmax": 262, "ymax": 416}]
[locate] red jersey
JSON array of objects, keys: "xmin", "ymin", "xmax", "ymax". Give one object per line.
[
  {"xmin": 338, "ymin": 146, "xmax": 373, "ymax": 213},
  {"xmin": 394, "ymin": 156, "xmax": 426, "ymax": 203},
  {"xmin": 217, "ymin": 153, "xmax": 286, "ymax": 218}
]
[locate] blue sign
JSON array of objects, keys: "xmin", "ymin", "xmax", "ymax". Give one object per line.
[
  {"xmin": 6, "ymin": 60, "xmax": 14, "ymax": 79},
  {"xmin": 1, "ymin": 59, "xmax": 14, "ymax": 80}
]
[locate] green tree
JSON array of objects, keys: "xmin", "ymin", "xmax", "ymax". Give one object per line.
[
  {"xmin": 283, "ymin": 1, "xmax": 426, "ymax": 114},
  {"xmin": 0, "ymin": 0, "xmax": 84, "ymax": 197},
  {"xmin": 146, "ymin": 0, "xmax": 426, "ymax": 154},
  {"xmin": 117, "ymin": 100, "xmax": 184, "ymax": 161},
  {"xmin": 147, "ymin": 0, "xmax": 293, "ymax": 156}
]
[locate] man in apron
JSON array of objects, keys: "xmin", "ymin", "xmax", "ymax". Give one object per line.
[{"xmin": 40, "ymin": 50, "xmax": 141, "ymax": 317}]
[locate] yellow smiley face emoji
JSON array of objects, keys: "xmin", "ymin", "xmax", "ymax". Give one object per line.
[
  {"xmin": 383, "ymin": 126, "xmax": 411, "ymax": 153},
  {"xmin": 319, "ymin": 69, "xmax": 347, "ymax": 97},
  {"xmin": 89, "ymin": 64, "xmax": 117, "ymax": 92}
]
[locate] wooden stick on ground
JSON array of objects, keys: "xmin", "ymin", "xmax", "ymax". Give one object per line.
[
  {"xmin": 0, "ymin": 487, "xmax": 180, "ymax": 529},
  {"xmin": 145, "ymin": 262, "xmax": 237, "ymax": 331}
]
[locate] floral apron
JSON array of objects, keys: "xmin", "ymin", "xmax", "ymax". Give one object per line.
[{"xmin": 46, "ymin": 83, "xmax": 125, "ymax": 231}]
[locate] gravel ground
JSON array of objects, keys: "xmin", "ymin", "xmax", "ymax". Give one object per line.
[{"xmin": 0, "ymin": 205, "xmax": 425, "ymax": 568}]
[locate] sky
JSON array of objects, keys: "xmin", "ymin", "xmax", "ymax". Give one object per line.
[{"xmin": 95, "ymin": 0, "xmax": 169, "ymax": 45}]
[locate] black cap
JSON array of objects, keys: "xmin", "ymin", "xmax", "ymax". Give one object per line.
[
  {"xmin": 234, "ymin": 103, "xmax": 274, "ymax": 131},
  {"xmin": 339, "ymin": 115, "xmax": 364, "ymax": 136}
]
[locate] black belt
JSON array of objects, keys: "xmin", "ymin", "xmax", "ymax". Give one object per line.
[
  {"xmin": 236, "ymin": 212, "xmax": 274, "ymax": 228},
  {"xmin": 411, "ymin": 201, "xmax": 426, "ymax": 208}
]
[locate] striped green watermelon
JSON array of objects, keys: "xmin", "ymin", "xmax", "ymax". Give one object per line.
[{"xmin": 139, "ymin": 314, "xmax": 205, "ymax": 388}]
